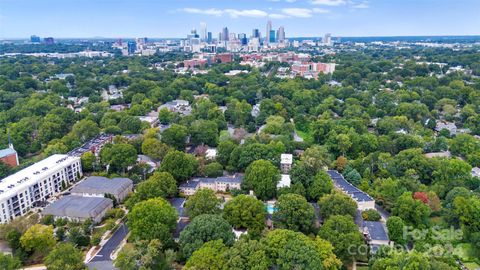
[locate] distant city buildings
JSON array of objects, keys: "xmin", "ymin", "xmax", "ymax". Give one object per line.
[
  {"xmin": 30, "ymin": 35, "xmax": 41, "ymax": 43},
  {"xmin": 44, "ymin": 37, "xmax": 55, "ymax": 45}
]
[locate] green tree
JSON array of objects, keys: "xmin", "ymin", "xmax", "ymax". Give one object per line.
[
  {"xmin": 0, "ymin": 253, "xmax": 21, "ymax": 270},
  {"xmin": 392, "ymin": 192, "xmax": 431, "ymax": 227},
  {"xmin": 386, "ymin": 216, "xmax": 406, "ymax": 245},
  {"xmin": 179, "ymin": 214, "xmax": 235, "ymax": 259},
  {"xmin": 224, "ymin": 238, "xmax": 270, "ymax": 270},
  {"xmin": 185, "ymin": 189, "xmax": 221, "ymax": 219},
  {"xmin": 243, "ymin": 160, "xmax": 280, "ymax": 201},
  {"xmin": 307, "ymin": 171, "xmax": 334, "ymax": 201},
  {"xmin": 217, "ymin": 140, "xmax": 238, "ymax": 166},
  {"xmin": 161, "ymin": 124, "xmax": 188, "ymax": 150},
  {"xmin": 318, "ymin": 215, "xmax": 365, "ymax": 264},
  {"xmin": 190, "ymin": 120, "xmax": 219, "ymax": 146},
  {"xmin": 71, "ymin": 119, "xmax": 100, "ymax": 142},
  {"xmin": 20, "ymin": 224, "xmax": 56, "ymax": 256},
  {"xmin": 160, "ymin": 150, "xmax": 198, "ymax": 182},
  {"xmin": 119, "ymin": 115, "xmax": 142, "ymax": 134},
  {"xmin": 81, "ymin": 151, "xmax": 95, "ymax": 172},
  {"xmin": 101, "ymin": 143, "xmax": 137, "ymax": 172},
  {"xmin": 223, "ymin": 195, "xmax": 266, "ymax": 235},
  {"xmin": 203, "ymin": 162, "xmax": 224, "ymax": 177},
  {"xmin": 44, "ymin": 243, "xmax": 86, "ymax": 270},
  {"xmin": 273, "ymin": 194, "xmax": 315, "ymax": 234},
  {"xmin": 318, "ymin": 192, "xmax": 357, "ymax": 220},
  {"xmin": 132, "ymin": 171, "xmax": 177, "ymax": 204},
  {"xmin": 361, "ymin": 209, "xmax": 381, "ymax": 221},
  {"xmin": 184, "ymin": 240, "xmax": 227, "ymax": 270},
  {"xmin": 263, "ymin": 229, "xmax": 340, "ymax": 270},
  {"xmin": 127, "ymin": 198, "xmax": 178, "ymax": 245},
  {"xmin": 141, "ymin": 138, "xmax": 170, "ymax": 160}
]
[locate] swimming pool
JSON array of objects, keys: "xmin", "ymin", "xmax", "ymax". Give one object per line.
[{"xmin": 266, "ymin": 204, "xmax": 277, "ymax": 214}]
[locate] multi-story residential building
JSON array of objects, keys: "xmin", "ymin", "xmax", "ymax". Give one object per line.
[
  {"xmin": 327, "ymin": 170, "xmax": 375, "ymax": 210},
  {"xmin": 280, "ymin": 154, "xmax": 293, "ymax": 174},
  {"xmin": 179, "ymin": 175, "xmax": 243, "ymax": 196},
  {"xmin": 0, "ymin": 154, "xmax": 82, "ymax": 223}
]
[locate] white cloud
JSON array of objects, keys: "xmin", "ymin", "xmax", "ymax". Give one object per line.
[
  {"xmin": 310, "ymin": 0, "xmax": 346, "ymax": 6},
  {"xmin": 180, "ymin": 8, "xmax": 223, "ymax": 16},
  {"xmin": 351, "ymin": 1, "xmax": 369, "ymax": 9},
  {"xmin": 312, "ymin": 8, "xmax": 330, "ymax": 13},
  {"xmin": 269, "ymin": 13, "xmax": 289, "ymax": 19},
  {"xmin": 281, "ymin": 7, "xmax": 330, "ymax": 17},
  {"xmin": 224, "ymin": 9, "xmax": 269, "ymax": 18},
  {"xmin": 281, "ymin": 8, "xmax": 313, "ymax": 17},
  {"xmin": 180, "ymin": 8, "xmax": 268, "ymax": 18},
  {"xmin": 180, "ymin": 5, "xmax": 330, "ymax": 20}
]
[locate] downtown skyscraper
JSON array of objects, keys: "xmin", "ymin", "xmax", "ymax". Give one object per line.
[
  {"xmin": 221, "ymin": 27, "xmax": 229, "ymax": 41},
  {"xmin": 266, "ymin": 20, "xmax": 272, "ymax": 45}
]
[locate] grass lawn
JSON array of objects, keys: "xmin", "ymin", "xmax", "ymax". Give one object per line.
[
  {"xmin": 296, "ymin": 129, "xmax": 314, "ymax": 144},
  {"xmin": 454, "ymin": 243, "xmax": 476, "ymax": 261},
  {"xmin": 454, "ymin": 243, "xmax": 480, "ymax": 270},
  {"xmin": 464, "ymin": 262, "xmax": 480, "ymax": 270}
]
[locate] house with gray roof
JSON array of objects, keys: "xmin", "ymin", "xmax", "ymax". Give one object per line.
[
  {"xmin": 179, "ymin": 175, "xmax": 243, "ymax": 196},
  {"xmin": 362, "ymin": 221, "xmax": 390, "ymax": 253},
  {"xmin": 43, "ymin": 195, "xmax": 113, "ymax": 223},
  {"xmin": 71, "ymin": 176, "xmax": 133, "ymax": 202},
  {"xmin": 327, "ymin": 170, "xmax": 375, "ymax": 210}
]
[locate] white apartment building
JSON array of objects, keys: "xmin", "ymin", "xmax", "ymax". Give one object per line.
[{"xmin": 0, "ymin": 154, "xmax": 82, "ymax": 224}]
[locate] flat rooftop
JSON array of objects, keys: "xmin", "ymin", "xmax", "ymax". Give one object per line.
[
  {"xmin": 71, "ymin": 176, "xmax": 132, "ymax": 196},
  {"xmin": 0, "ymin": 154, "xmax": 79, "ymax": 199},
  {"xmin": 43, "ymin": 195, "xmax": 112, "ymax": 219}
]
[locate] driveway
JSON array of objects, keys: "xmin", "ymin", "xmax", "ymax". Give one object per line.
[{"xmin": 90, "ymin": 223, "xmax": 128, "ymax": 262}]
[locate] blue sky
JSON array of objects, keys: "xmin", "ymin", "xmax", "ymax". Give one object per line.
[{"xmin": 1, "ymin": 0, "xmax": 479, "ymax": 38}]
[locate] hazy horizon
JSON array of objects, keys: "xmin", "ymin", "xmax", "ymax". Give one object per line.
[{"xmin": 1, "ymin": 0, "xmax": 479, "ymax": 39}]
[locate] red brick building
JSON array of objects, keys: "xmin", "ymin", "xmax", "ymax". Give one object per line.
[{"xmin": 0, "ymin": 146, "xmax": 19, "ymax": 167}]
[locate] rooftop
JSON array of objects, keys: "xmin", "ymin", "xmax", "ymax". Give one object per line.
[
  {"xmin": 327, "ymin": 170, "xmax": 374, "ymax": 203},
  {"xmin": 71, "ymin": 176, "xmax": 132, "ymax": 196},
  {"xmin": 0, "ymin": 154, "xmax": 79, "ymax": 199},
  {"xmin": 363, "ymin": 221, "xmax": 389, "ymax": 241},
  {"xmin": 43, "ymin": 195, "xmax": 112, "ymax": 219},
  {"xmin": 280, "ymin": 153, "xmax": 293, "ymax": 164},
  {"xmin": 169, "ymin": 197, "xmax": 186, "ymax": 218},
  {"xmin": 0, "ymin": 148, "xmax": 16, "ymax": 158}
]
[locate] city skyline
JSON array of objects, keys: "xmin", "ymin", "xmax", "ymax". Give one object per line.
[{"xmin": 1, "ymin": 0, "xmax": 479, "ymax": 38}]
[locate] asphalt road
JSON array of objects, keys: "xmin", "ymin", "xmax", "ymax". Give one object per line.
[{"xmin": 91, "ymin": 223, "xmax": 129, "ymax": 262}]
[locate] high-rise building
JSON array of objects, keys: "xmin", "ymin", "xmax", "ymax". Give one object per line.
[
  {"xmin": 207, "ymin": 32, "xmax": 213, "ymax": 43},
  {"xmin": 222, "ymin": 27, "xmax": 229, "ymax": 41},
  {"xmin": 127, "ymin": 41, "xmax": 136, "ymax": 55},
  {"xmin": 252, "ymin": 29, "xmax": 260, "ymax": 39},
  {"xmin": 200, "ymin": 22, "xmax": 207, "ymax": 41},
  {"xmin": 187, "ymin": 29, "xmax": 199, "ymax": 39},
  {"xmin": 266, "ymin": 21, "xmax": 272, "ymax": 45},
  {"xmin": 269, "ymin": 30, "xmax": 276, "ymax": 44},
  {"xmin": 30, "ymin": 35, "xmax": 41, "ymax": 43},
  {"xmin": 238, "ymin": 33, "xmax": 248, "ymax": 45},
  {"xmin": 277, "ymin": 26, "xmax": 285, "ymax": 43},
  {"xmin": 44, "ymin": 37, "xmax": 55, "ymax": 45},
  {"xmin": 324, "ymin": 33, "xmax": 332, "ymax": 46}
]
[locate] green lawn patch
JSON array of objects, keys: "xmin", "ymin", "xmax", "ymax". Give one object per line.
[
  {"xmin": 296, "ymin": 129, "xmax": 314, "ymax": 144},
  {"xmin": 464, "ymin": 262, "xmax": 480, "ymax": 270}
]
